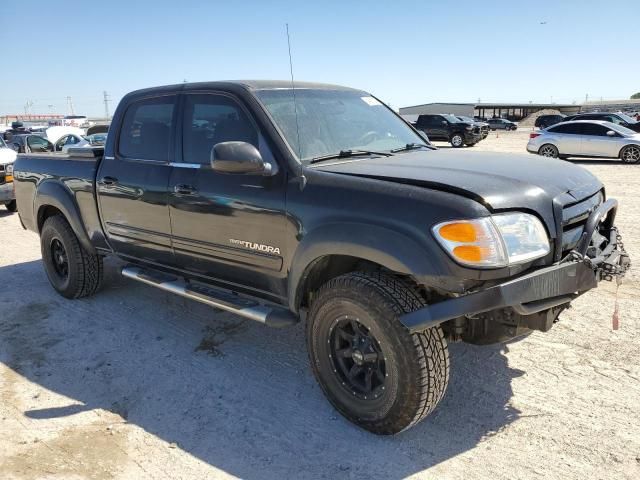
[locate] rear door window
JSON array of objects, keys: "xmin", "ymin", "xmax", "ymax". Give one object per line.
[
  {"xmin": 119, "ymin": 96, "xmax": 177, "ymax": 161},
  {"xmin": 549, "ymin": 123, "xmax": 582, "ymax": 135},
  {"xmin": 27, "ymin": 136, "xmax": 52, "ymax": 152}
]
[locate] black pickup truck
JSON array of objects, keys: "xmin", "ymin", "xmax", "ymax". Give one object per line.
[
  {"xmin": 13, "ymin": 81, "xmax": 629, "ymax": 435},
  {"xmin": 412, "ymin": 114, "xmax": 483, "ymax": 147}
]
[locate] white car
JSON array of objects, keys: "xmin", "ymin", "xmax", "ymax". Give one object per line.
[
  {"xmin": 0, "ymin": 137, "xmax": 18, "ymax": 212},
  {"xmin": 60, "ymin": 133, "xmax": 108, "ymax": 153},
  {"xmin": 527, "ymin": 120, "xmax": 640, "ymax": 163}
]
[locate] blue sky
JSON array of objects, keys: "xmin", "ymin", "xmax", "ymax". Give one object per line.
[{"xmin": 1, "ymin": 0, "xmax": 637, "ymax": 117}]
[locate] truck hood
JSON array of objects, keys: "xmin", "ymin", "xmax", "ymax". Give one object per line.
[{"xmin": 312, "ymin": 150, "xmax": 602, "ymax": 215}]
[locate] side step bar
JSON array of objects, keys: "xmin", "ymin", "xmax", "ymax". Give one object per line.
[{"xmin": 121, "ymin": 266, "xmax": 298, "ymax": 328}]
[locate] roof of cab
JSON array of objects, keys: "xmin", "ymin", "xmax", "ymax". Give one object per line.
[{"xmin": 124, "ymin": 80, "xmax": 363, "ymax": 99}]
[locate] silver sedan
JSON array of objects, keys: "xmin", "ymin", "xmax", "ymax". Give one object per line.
[{"xmin": 526, "ymin": 120, "xmax": 640, "ymax": 163}]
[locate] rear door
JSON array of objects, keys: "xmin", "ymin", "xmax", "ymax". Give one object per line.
[
  {"xmin": 547, "ymin": 123, "xmax": 583, "ymax": 155},
  {"xmin": 27, "ymin": 136, "xmax": 53, "ymax": 152},
  {"xmin": 426, "ymin": 115, "xmax": 447, "ymax": 140},
  {"xmin": 96, "ymin": 94, "xmax": 177, "ymax": 264},
  {"xmin": 167, "ymin": 92, "xmax": 288, "ymax": 299},
  {"xmin": 581, "ymin": 123, "xmax": 621, "ymax": 157}
]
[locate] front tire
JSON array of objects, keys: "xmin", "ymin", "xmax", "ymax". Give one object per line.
[
  {"xmin": 538, "ymin": 144, "xmax": 559, "ymax": 158},
  {"xmin": 5, "ymin": 200, "xmax": 17, "ymax": 212},
  {"xmin": 307, "ymin": 271, "xmax": 449, "ymax": 435},
  {"xmin": 40, "ymin": 215, "xmax": 103, "ymax": 299},
  {"xmin": 450, "ymin": 133, "xmax": 464, "ymax": 148},
  {"xmin": 620, "ymin": 144, "xmax": 640, "ymax": 163}
]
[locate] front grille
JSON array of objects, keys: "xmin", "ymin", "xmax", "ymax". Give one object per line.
[
  {"xmin": 473, "ymin": 126, "xmax": 481, "ymax": 134},
  {"xmin": 560, "ymin": 191, "xmax": 603, "ymax": 253}
]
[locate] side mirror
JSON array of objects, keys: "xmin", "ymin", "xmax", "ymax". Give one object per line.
[
  {"xmin": 606, "ymin": 130, "xmax": 616, "ymax": 137},
  {"xmin": 211, "ymin": 141, "xmax": 270, "ymax": 175},
  {"xmin": 442, "ymin": 121, "xmax": 448, "ymax": 126}
]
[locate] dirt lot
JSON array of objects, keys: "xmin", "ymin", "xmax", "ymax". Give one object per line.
[{"xmin": 1, "ymin": 131, "xmax": 639, "ymax": 479}]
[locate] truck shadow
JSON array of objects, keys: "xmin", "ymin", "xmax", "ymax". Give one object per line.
[{"xmin": 0, "ymin": 259, "xmax": 523, "ymax": 479}]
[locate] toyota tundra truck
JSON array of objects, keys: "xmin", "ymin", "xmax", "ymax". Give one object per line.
[{"xmin": 13, "ymin": 81, "xmax": 630, "ymax": 435}]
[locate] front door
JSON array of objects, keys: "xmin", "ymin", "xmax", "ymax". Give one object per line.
[
  {"xmin": 96, "ymin": 94, "xmax": 177, "ymax": 265},
  {"xmin": 168, "ymin": 92, "xmax": 288, "ymax": 300},
  {"xmin": 580, "ymin": 123, "xmax": 621, "ymax": 157}
]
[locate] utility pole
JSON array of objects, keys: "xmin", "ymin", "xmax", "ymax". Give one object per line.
[
  {"xmin": 24, "ymin": 100, "xmax": 34, "ymax": 115},
  {"xmin": 103, "ymin": 91, "xmax": 111, "ymax": 119},
  {"xmin": 66, "ymin": 96, "xmax": 75, "ymax": 115}
]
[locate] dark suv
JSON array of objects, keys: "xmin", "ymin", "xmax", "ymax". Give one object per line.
[
  {"xmin": 413, "ymin": 114, "xmax": 482, "ymax": 147},
  {"xmin": 564, "ymin": 112, "xmax": 640, "ymax": 133},
  {"xmin": 535, "ymin": 114, "xmax": 565, "ymax": 129}
]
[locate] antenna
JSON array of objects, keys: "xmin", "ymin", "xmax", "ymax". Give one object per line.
[{"xmin": 286, "ymin": 23, "xmax": 302, "ymax": 159}]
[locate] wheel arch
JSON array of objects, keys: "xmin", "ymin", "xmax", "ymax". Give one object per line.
[
  {"xmin": 288, "ymin": 223, "xmax": 438, "ymax": 313},
  {"xmin": 538, "ymin": 142, "xmax": 559, "ymax": 155},
  {"xmin": 35, "ymin": 181, "xmax": 95, "ymax": 254},
  {"xmin": 619, "ymin": 143, "xmax": 640, "ymax": 161}
]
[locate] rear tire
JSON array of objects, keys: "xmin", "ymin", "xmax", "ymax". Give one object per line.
[
  {"xmin": 5, "ymin": 200, "xmax": 17, "ymax": 212},
  {"xmin": 538, "ymin": 144, "xmax": 559, "ymax": 158},
  {"xmin": 450, "ymin": 133, "xmax": 464, "ymax": 148},
  {"xmin": 307, "ymin": 271, "xmax": 449, "ymax": 435},
  {"xmin": 620, "ymin": 144, "xmax": 640, "ymax": 164},
  {"xmin": 40, "ymin": 215, "xmax": 103, "ymax": 299}
]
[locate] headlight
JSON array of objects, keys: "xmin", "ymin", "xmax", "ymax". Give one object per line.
[
  {"xmin": 5, "ymin": 164, "xmax": 13, "ymax": 183},
  {"xmin": 432, "ymin": 213, "xmax": 550, "ymax": 268}
]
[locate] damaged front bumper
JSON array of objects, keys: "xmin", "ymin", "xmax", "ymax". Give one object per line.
[{"xmin": 402, "ymin": 199, "xmax": 630, "ymax": 333}]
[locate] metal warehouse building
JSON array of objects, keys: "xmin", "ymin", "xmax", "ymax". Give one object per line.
[{"xmin": 399, "ymin": 102, "xmax": 581, "ymax": 122}]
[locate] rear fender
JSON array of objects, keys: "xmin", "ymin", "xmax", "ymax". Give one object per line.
[{"xmin": 35, "ymin": 180, "xmax": 96, "ymax": 254}]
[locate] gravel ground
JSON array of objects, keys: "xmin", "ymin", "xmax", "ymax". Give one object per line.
[{"xmin": 1, "ymin": 131, "xmax": 639, "ymax": 479}]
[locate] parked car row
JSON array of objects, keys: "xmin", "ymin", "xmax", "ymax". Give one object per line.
[{"xmin": 3, "ymin": 128, "xmax": 107, "ymax": 154}]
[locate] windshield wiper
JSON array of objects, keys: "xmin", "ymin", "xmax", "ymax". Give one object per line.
[
  {"xmin": 309, "ymin": 149, "xmax": 393, "ymax": 164},
  {"xmin": 390, "ymin": 143, "xmax": 436, "ymax": 153}
]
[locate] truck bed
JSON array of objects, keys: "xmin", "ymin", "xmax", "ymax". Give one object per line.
[{"xmin": 13, "ymin": 148, "xmax": 107, "ymax": 250}]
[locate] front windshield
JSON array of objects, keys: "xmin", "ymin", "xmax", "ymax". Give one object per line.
[
  {"xmin": 254, "ymin": 88, "xmax": 425, "ymax": 162},
  {"xmin": 442, "ymin": 114, "xmax": 463, "ymax": 123},
  {"xmin": 617, "ymin": 112, "xmax": 637, "ymax": 124},
  {"xmin": 610, "ymin": 123, "xmax": 637, "ymax": 137}
]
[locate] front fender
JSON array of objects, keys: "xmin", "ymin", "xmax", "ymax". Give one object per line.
[
  {"xmin": 288, "ymin": 222, "xmax": 446, "ymax": 312},
  {"xmin": 35, "ymin": 180, "xmax": 96, "ymax": 254}
]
